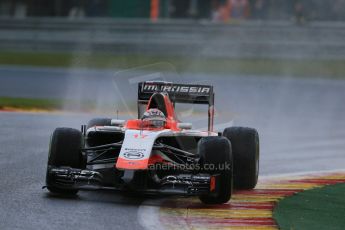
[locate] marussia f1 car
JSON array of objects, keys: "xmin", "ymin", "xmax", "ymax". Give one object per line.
[{"xmin": 45, "ymin": 81, "xmax": 259, "ymax": 204}]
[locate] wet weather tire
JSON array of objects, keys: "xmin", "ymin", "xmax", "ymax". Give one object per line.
[
  {"xmin": 198, "ymin": 136, "xmax": 233, "ymax": 204},
  {"xmin": 223, "ymin": 127, "xmax": 259, "ymax": 190},
  {"xmin": 46, "ymin": 128, "xmax": 86, "ymax": 195}
]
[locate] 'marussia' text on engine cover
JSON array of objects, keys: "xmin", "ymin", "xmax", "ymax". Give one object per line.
[{"xmin": 138, "ymin": 82, "xmax": 214, "ymax": 104}]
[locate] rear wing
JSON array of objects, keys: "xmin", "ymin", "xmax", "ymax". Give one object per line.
[
  {"xmin": 137, "ymin": 81, "xmax": 215, "ymax": 131},
  {"xmin": 138, "ymin": 81, "xmax": 214, "ymax": 104}
]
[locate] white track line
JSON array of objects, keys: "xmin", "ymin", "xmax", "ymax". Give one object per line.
[
  {"xmin": 259, "ymin": 168, "xmax": 345, "ymax": 180},
  {"xmin": 138, "ymin": 199, "xmax": 168, "ymax": 230}
]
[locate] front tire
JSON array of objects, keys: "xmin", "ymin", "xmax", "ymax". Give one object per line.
[
  {"xmin": 46, "ymin": 128, "xmax": 86, "ymax": 195},
  {"xmin": 223, "ymin": 127, "xmax": 259, "ymax": 190},
  {"xmin": 198, "ymin": 136, "xmax": 233, "ymax": 204}
]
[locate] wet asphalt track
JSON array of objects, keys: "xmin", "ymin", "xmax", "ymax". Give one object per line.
[
  {"xmin": 0, "ymin": 65, "xmax": 345, "ymax": 229},
  {"xmin": 0, "ymin": 112, "xmax": 146, "ymax": 230}
]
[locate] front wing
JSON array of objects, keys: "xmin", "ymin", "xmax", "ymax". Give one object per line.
[{"xmin": 46, "ymin": 166, "xmax": 218, "ymax": 196}]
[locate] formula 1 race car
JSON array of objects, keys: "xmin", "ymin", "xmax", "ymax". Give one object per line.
[{"xmin": 45, "ymin": 81, "xmax": 259, "ymax": 204}]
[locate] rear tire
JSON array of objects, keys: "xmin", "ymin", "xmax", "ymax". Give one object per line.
[
  {"xmin": 46, "ymin": 128, "xmax": 86, "ymax": 195},
  {"xmin": 223, "ymin": 127, "xmax": 259, "ymax": 190},
  {"xmin": 198, "ymin": 136, "xmax": 233, "ymax": 204}
]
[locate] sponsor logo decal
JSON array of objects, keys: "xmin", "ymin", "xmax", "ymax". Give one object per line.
[
  {"xmin": 123, "ymin": 151, "xmax": 144, "ymax": 159},
  {"xmin": 142, "ymin": 84, "xmax": 211, "ymax": 95},
  {"xmin": 123, "ymin": 148, "xmax": 146, "ymax": 160}
]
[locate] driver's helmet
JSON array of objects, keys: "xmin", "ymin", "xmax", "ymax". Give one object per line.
[{"xmin": 142, "ymin": 108, "xmax": 166, "ymax": 128}]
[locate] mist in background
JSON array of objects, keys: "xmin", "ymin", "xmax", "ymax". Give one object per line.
[
  {"xmin": 0, "ymin": 0, "xmax": 345, "ymax": 174},
  {"xmin": 1, "ymin": 0, "xmax": 344, "ymax": 116},
  {"xmin": 1, "ymin": 5, "xmax": 345, "ymax": 230}
]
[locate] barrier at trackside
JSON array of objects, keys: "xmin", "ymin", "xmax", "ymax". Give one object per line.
[{"xmin": 0, "ymin": 18, "xmax": 345, "ymax": 59}]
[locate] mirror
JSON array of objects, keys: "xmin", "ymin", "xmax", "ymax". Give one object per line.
[
  {"xmin": 111, "ymin": 119, "xmax": 126, "ymax": 126},
  {"xmin": 177, "ymin": 123, "xmax": 192, "ymax": 130}
]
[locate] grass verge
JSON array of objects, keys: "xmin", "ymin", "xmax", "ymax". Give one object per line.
[
  {"xmin": 273, "ymin": 183, "xmax": 345, "ymax": 230},
  {"xmin": 0, "ymin": 97, "xmax": 96, "ymax": 112},
  {"xmin": 0, "ymin": 51, "xmax": 345, "ymax": 78},
  {"xmin": 0, "ymin": 97, "xmax": 63, "ymax": 111},
  {"xmin": 0, "ymin": 97, "xmax": 137, "ymax": 113}
]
